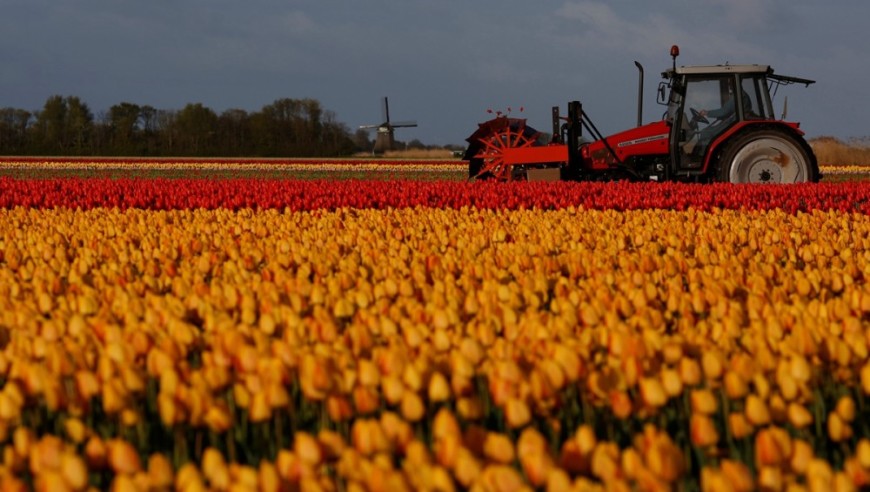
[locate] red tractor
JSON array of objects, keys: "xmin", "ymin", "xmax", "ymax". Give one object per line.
[{"xmin": 464, "ymin": 46, "xmax": 818, "ymax": 183}]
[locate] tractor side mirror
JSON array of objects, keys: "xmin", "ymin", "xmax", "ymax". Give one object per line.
[{"xmin": 656, "ymin": 82, "xmax": 667, "ymax": 104}]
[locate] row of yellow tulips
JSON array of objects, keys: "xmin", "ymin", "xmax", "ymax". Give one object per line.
[{"xmin": 2, "ymin": 206, "xmax": 870, "ymax": 490}]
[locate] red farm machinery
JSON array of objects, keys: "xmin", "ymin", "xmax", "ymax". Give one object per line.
[{"xmin": 463, "ymin": 46, "xmax": 818, "ymax": 183}]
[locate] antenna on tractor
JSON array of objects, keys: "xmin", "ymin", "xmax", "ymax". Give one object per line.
[
  {"xmin": 781, "ymin": 96, "xmax": 789, "ymax": 120},
  {"xmin": 359, "ymin": 97, "xmax": 418, "ymax": 155}
]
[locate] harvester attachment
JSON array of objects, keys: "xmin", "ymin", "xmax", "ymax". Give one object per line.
[{"xmin": 463, "ymin": 116, "xmax": 542, "ymax": 181}]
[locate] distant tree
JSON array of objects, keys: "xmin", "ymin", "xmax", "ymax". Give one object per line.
[
  {"xmin": 407, "ymin": 138, "xmax": 426, "ymax": 150},
  {"xmin": 217, "ymin": 109, "xmax": 251, "ymax": 156},
  {"xmin": 2, "ymin": 95, "xmax": 363, "ymax": 157},
  {"xmin": 28, "ymin": 95, "xmax": 94, "ymax": 154},
  {"xmin": 353, "ymin": 128, "xmax": 372, "ymax": 153},
  {"xmin": 109, "ymin": 102, "xmax": 142, "ymax": 154},
  {"xmin": 65, "ymin": 97, "xmax": 94, "ymax": 155},
  {"xmin": 0, "ymin": 108, "xmax": 32, "ymax": 153},
  {"xmin": 320, "ymin": 111, "xmax": 356, "ymax": 156},
  {"xmin": 32, "ymin": 95, "xmax": 67, "ymax": 153},
  {"xmin": 172, "ymin": 103, "xmax": 218, "ymax": 155}
]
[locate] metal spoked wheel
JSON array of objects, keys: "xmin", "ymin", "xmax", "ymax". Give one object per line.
[
  {"xmin": 719, "ymin": 129, "xmax": 818, "ymax": 183},
  {"xmin": 465, "ymin": 118, "xmax": 541, "ymax": 181}
]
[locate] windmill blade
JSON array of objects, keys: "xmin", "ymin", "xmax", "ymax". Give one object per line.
[
  {"xmin": 391, "ymin": 121, "xmax": 417, "ymax": 128},
  {"xmin": 382, "ymin": 97, "xmax": 390, "ymax": 125},
  {"xmin": 359, "ymin": 124, "xmax": 381, "ymax": 130}
]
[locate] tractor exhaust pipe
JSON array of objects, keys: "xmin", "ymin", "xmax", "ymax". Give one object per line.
[{"xmin": 634, "ymin": 61, "xmax": 644, "ymax": 127}]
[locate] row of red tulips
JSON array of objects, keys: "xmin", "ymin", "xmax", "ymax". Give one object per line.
[
  {"xmin": 0, "ymin": 156, "xmax": 461, "ymax": 167},
  {"xmin": 2, "ymin": 177, "xmax": 870, "ymax": 212}
]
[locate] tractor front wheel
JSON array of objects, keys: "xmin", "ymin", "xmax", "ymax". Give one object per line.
[{"xmin": 717, "ymin": 128, "xmax": 818, "ymax": 183}]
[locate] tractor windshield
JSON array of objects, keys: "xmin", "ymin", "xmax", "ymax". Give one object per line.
[{"xmin": 678, "ymin": 76, "xmax": 740, "ymax": 168}]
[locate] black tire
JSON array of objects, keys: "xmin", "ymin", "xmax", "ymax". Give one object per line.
[
  {"xmin": 468, "ymin": 157, "xmax": 484, "ymax": 179},
  {"xmin": 717, "ymin": 128, "xmax": 819, "ymax": 183}
]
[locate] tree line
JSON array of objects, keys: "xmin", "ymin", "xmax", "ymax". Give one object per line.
[{"xmin": 0, "ymin": 96, "xmax": 377, "ymax": 157}]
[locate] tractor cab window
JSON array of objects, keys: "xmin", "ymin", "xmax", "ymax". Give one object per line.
[
  {"xmin": 678, "ymin": 76, "xmax": 740, "ymax": 167},
  {"xmin": 741, "ymin": 76, "xmax": 772, "ymax": 120},
  {"xmin": 740, "ymin": 77, "xmax": 769, "ymax": 120},
  {"xmin": 664, "ymin": 80, "xmax": 683, "ymax": 125}
]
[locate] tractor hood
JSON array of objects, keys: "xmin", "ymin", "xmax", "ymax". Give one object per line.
[{"xmin": 584, "ymin": 120, "xmax": 670, "ymax": 167}]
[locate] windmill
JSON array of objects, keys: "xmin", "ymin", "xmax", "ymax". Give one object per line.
[{"xmin": 359, "ymin": 97, "xmax": 417, "ymax": 154}]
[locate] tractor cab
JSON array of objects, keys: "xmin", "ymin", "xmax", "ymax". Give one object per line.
[
  {"xmin": 657, "ymin": 46, "xmax": 816, "ymax": 179},
  {"xmin": 661, "ymin": 64, "xmax": 776, "ymax": 172}
]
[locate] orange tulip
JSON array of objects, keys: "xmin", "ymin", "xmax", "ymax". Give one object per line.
[
  {"xmin": 723, "ymin": 371, "xmax": 748, "ymax": 400},
  {"xmin": 504, "ymin": 397, "xmax": 531, "ymax": 429},
  {"xmin": 727, "ymin": 412, "xmax": 754, "ymax": 440},
  {"xmin": 754, "ymin": 428, "xmax": 785, "ymax": 469},
  {"xmin": 326, "ymin": 394, "xmax": 354, "ymax": 422},
  {"xmin": 745, "ymin": 394, "xmax": 771, "ymax": 426},
  {"xmin": 559, "ymin": 439, "xmax": 589, "ymax": 475},
  {"xmin": 107, "ymin": 439, "xmax": 142, "ymax": 475},
  {"xmin": 828, "ymin": 413, "xmax": 853, "ymax": 442},
  {"xmin": 482, "ymin": 432, "xmax": 514, "ymax": 464},
  {"xmin": 452, "ymin": 449, "xmax": 482, "ymax": 489},
  {"xmin": 29, "ymin": 435, "xmax": 63, "ymax": 475},
  {"xmin": 701, "ymin": 351, "xmax": 724, "ymax": 381},
  {"xmin": 63, "ymin": 418, "xmax": 87, "ymax": 445},
  {"xmin": 428, "ymin": 371, "xmax": 451, "ymax": 403},
  {"xmin": 147, "ymin": 453, "xmax": 174, "ymax": 489},
  {"xmin": 59, "ymin": 452, "xmax": 89, "ymax": 490},
  {"xmin": 248, "ymin": 391, "xmax": 272, "ymax": 422},
  {"xmin": 690, "ymin": 389, "xmax": 718, "ymax": 415},
  {"xmin": 609, "ymin": 391, "xmax": 633, "ymax": 420},
  {"xmin": 679, "ymin": 358, "xmax": 702, "ymax": 387},
  {"xmin": 835, "ymin": 396, "xmax": 856, "ymax": 422},
  {"xmin": 353, "ymin": 385, "xmax": 380, "ymax": 415},
  {"xmin": 456, "ymin": 396, "xmax": 484, "ymax": 421},
  {"xmin": 295, "ymin": 432, "xmax": 323, "ymax": 466},
  {"xmin": 258, "ymin": 461, "xmax": 281, "ymax": 492},
  {"xmin": 400, "ymin": 391, "xmax": 425, "ymax": 423},
  {"xmin": 757, "ymin": 466, "xmax": 783, "ymax": 491},
  {"xmin": 856, "ymin": 439, "xmax": 870, "ymax": 469},
  {"xmin": 640, "ymin": 377, "xmax": 668, "ymax": 409},
  {"xmin": 645, "ymin": 437, "xmax": 684, "ymax": 483},
  {"xmin": 787, "ymin": 402, "xmax": 813, "ymax": 429},
  {"xmin": 719, "ymin": 459, "xmax": 754, "ymax": 492},
  {"xmin": 690, "ymin": 414, "xmax": 719, "ymax": 448},
  {"xmin": 381, "ymin": 376, "xmax": 405, "ymax": 406},
  {"xmin": 590, "ymin": 442, "xmax": 621, "ymax": 483},
  {"xmin": 660, "ymin": 368, "xmax": 684, "ymax": 398}
]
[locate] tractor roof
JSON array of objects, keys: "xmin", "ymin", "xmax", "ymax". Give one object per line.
[
  {"xmin": 676, "ymin": 64, "xmax": 771, "ymax": 75},
  {"xmin": 662, "ymin": 64, "xmax": 815, "ymax": 86}
]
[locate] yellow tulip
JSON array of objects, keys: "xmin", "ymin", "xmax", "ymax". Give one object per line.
[
  {"xmin": 690, "ymin": 389, "xmax": 718, "ymax": 415},
  {"xmin": 828, "ymin": 413, "xmax": 853, "ymax": 442},
  {"xmin": 835, "ymin": 396, "xmax": 856, "ymax": 422},
  {"xmin": 787, "ymin": 402, "xmax": 814, "ymax": 429},
  {"xmin": 728, "ymin": 412, "xmax": 754, "ymax": 440},
  {"xmin": 483, "ymin": 432, "xmax": 515, "ymax": 464},
  {"xmin": 690, "ymin": 414, "xmax": 719, "ymax": 448},
  {"xmin": 147, "ymin": 453, "xmax": 174, "ymax": 489},
  {"xmin": 107, "ymin": 439, "xmax": 142, "ymax": 475},
  {"xmin": 745, "ymin": 394, "xmax": 771, "ymax": 426},
  {"xmin": 639, "ymin": 377, "xmax": 668, "ymax": 409}
]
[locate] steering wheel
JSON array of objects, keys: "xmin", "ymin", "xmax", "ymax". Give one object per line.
[{"xmin": 689, "ymin": 107, "xmax": 709, "ymax": 125}]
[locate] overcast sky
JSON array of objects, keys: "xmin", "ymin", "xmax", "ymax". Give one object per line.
[{"xmin": 1, "ymin": 0, "xmax": 867, "ymax": 146}]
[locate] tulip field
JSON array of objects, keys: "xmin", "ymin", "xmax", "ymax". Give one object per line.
[{"xmin": 3, "ymin": 158, "xmax": 870, "ymax": 491}]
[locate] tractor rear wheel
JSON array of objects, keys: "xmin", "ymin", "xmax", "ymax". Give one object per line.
[{"xmin": 717, "ymin": 128, "xmax": 818, "ymax": 183}]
